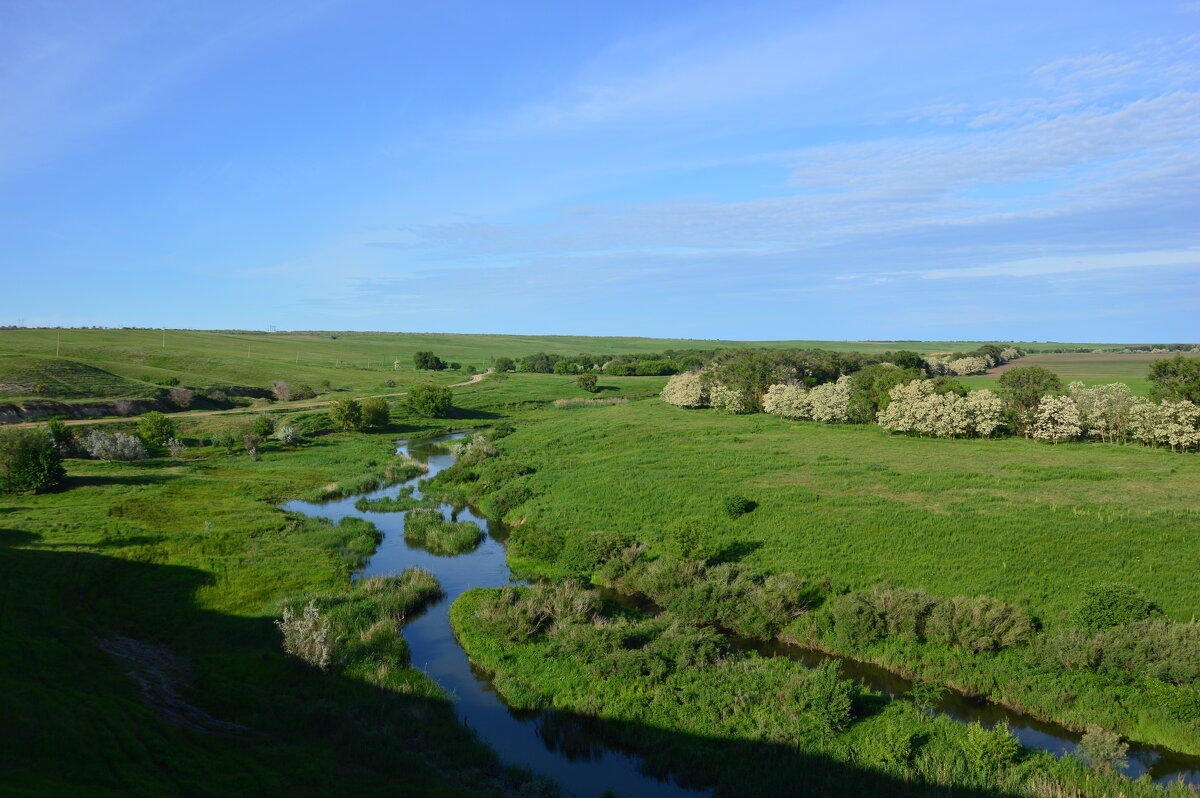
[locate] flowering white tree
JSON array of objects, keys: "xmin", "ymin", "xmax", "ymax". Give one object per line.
[
  {"xmin": 660, "ymin": 372, "xmax": 709, "ymax": 408},
  {"xmin": 880, "ymin": 380, "xmax": 1003, "ymax": 438},
  {"xmin": 807, "ymin": 376, "xmax": 852, "ymax": 423},
  {"xmin": 709, "ymin": 383, "xmax": 752, "ymax": 414},
  {"xmin": 762, "ymin": 384, "xmax": 811, "ymax": 419},
  {"xmin": 1032, "ymin": 395, "xmax": 1082, "ymax": 444},
  {"xmin": 965, "ymin": 389, "xmax": 1004, "ymax": 437},
  {"xmin": 1069, "ymin": 382, "xmax": 1137, "ymax": 443},
  {"xmin": 999, "ymin": 347, "xmax": 1021, "ymax": 362},
  {"xmin": 948, "ymin": 356, "xmax": 990, "ymax": 376}
]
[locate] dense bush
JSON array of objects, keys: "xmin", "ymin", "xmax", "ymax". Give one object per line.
[
  {"xmin": 274, "ymin": 424, "xmax": 303, "ymax": 445},
  {"xmin": 998, "ymin": 366, "xmax": 1063, "ymax": 435},
  {"xmin": 329, "ymin": 398, "xmax": 363, "ymax": 431},
  {"xmin": 1071, "ymin": 583, "xmax": 1154, "ymax": 630},
  {"xmin": 168, "ymin": 386, "xmax": 196, "ymax": 408},
  {"xmin": 721, "ymin": 494, "xmax": 754, "ymax": 518},
  {"xmin": 251, "ymin": 414, "xmax": 276, "ymax": 438},
  {"xmin": 82, "ymin": 429, "xmax": 147, "ymax": 461},
  {"xmin": 413, "ymin": 351, "xmax": 446, "ymax": 371},
  {"xmin": 359, "ymin": 397, "xmax": 389, "ymax": 429},
  {"xmin": 660, "ymin": 372, "xmax": 708, "ymax": 408},
  {"xmin": 1148, "ymin": 353, "xmax": 1200, "ymax": 403},
  {"xmin": 556, "ymin": 529, "xmax": 631, "ymax": 580},
  {"xmin": 830, "ymin": 587, "xmax": 1035, "ymax": 653},
  {"xmin": 961, "ymin": 721, "xmax": 1021, "ymax": 774},
  {"xmin": 494, "ymin": 357, "xmax": 515, "ymax": 372},
  {"xmin": 0, "ymin": 428, "xmax": 65, "ymax": 493},
  {"xmin": 406, "ymin": 383, "xmax": 452, "ymax": 417},
  {"xmin": 709, "ymin": 383, "xmax": 752, "ymax": 414},
  {"xmin": 666, "ymin": 518, "xmax": 720, "ymax": 562},
  {"xmin": 137, "ymin": 411, "xmax": 176, "ymax": 447},
  {"xmin": 576, "ymin": 373, "xmax": 598, "ymax": 392},
  {"xmin": 1077, "ymin": 726, "xmax": 1129, "ymax": 772}
]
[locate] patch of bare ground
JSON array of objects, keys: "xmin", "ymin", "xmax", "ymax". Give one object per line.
[{"xmin": 96, "ymin": 635, "xmax": 248, "ymax": 735}]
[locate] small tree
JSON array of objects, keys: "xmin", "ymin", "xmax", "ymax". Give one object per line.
[
  {"xmin": 1077, "ymin": 726, "xmax": 1129, "ymax": 772},
  {"xmin": 45, "ymin": 419, "xmax": 76, "ymax": 456},
  {"xmin": 449, "ymin": 362, "xmax": 461, "ymax": 371},
  {"xmin": 137, "ymin": 411, "xmax": 176, "ymax": 447},
  {"xmin": 998, "ymin": 366, "xmax": 1063, "ymax": 435},
  {"xmin": 251, "ymin": 415, "xmax": 276, "ymax": 438},
  {"xmin": 243, "ymin": 433, "xmax": 262, "ymax": 461},
  {"xmin": 413, "ymin": 351, "xmax": 446, "ymax": 371},
  {"xmin": 667, "ymin": 518, "xmax": 719, "ymax": 562},
  {"xmin": 0, "ymin": 428, "xmax": 65, "ymax": 494},
  {"xmin": 961, "ymin": 721, "xmax": 1021, "ymax": 775},
  {"xmin": 494, "ymin": 357, "xmax": 515, "ymax": 372},
  {"xmin": 168, "ymin": 386, "xmax": 196, "ymax": 408},
  {"xmin": 271, "ymin": 380, "xmax": 292, "ymax": 401},
  {"xmin": 82, "ymin": 430, "xmax": 147, "ymax": 461},
  {"xmin": 329, "ymin": 398, "xmax": 363, "ymax": 431},
  {"xmin": 1148, "ymin": 354, "xmax": 1200, "ymax": 403},
  {"xmin": 576, "ymin": 373, "xmax": 599, "ymax": 393},
  {"xmin": 360, "ymin": 397, "xmax": 389, "ymax": 429},
  {"xmin": 274, "ymin": 424, "xmax": 302, "ymax": 445},
  {"xmin": 406, "ymin": 383, "xmax": 452, "ymax": 417}
]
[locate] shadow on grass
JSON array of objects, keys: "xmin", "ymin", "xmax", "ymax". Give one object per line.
[
  {"xmin": 67, "ymin": 472, "xmax": 179, "ymax": 488},
  {"xmin": 713, "ymin": 539, "xmax": 763, "ymax": 563},
  {"xmin": 445, "ymin": 406, "xmax": 503, "ymax": 421},
  {"xmin": 1, "ymin": 523, "xmax": 1035, "ymax": 798}
]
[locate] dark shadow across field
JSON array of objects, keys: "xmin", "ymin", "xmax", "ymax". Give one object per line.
[{"xmin": 0, "ymin": 531, "xmax": 1030, "ymax": 798}]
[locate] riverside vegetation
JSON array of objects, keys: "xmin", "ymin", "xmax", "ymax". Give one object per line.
[{"xmin": 2, "ymin": 335, "xmax": 1198, "ymax": 797}]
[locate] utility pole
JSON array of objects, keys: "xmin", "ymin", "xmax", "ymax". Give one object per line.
[
  {"xmin": 162, "ymin": 329, "xmax": 166, "ymax": 348},
  {"xmin": 247, "ymin": 343, "xmax": 252, "ymax": 359},
  {"xmin": 56, "ymin": 333, "xmax": 60, "ymax": 357}
]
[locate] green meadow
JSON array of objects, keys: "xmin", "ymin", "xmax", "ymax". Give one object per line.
[{"xmin": 2, "ymin": 336, "xmax": 1198, "ymax": 796}]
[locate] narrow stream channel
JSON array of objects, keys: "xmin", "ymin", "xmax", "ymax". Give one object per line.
[{"xmin": 283, "ymin": 432, "xmax": 1200, "ymax": 795}]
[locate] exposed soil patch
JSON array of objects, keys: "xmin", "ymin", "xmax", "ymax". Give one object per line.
[{"xmin": 96, "ymin": 635, "xmax": 248, "ymax": 735}]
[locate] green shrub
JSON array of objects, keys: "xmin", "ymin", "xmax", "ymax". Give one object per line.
[
  {"xmin": 507, "ymin": 524, "xmax": 567, "ymax": 568},
  {"xmin": 924, "ymin": 594, "xmax": 1035, "ymax": 653},
  {"xmin": 0, "ymin": 428, "xmax": 66, "ymax": 494},
  {"xmin": 1071, "ymin": 583, "xmax": 1154, "ymax": 630},
  {"xmin": 251, "ymin": 415, "xmax": 276, "ymax": 438},
  {"xmin": 360, "ymin": 397, "xmax": 389, "ymax": 429},
  {"xmin": 576, "ymin": 374, "xmax": 598, "ymax": 392},
  {"xmin": 666, "ymin": 517, "xmax": 719, "ymax": 562},
  {"xmin": 961, "ymin": 721, "xmax": 1021, "ymax": 774},
  {"xmin": 137, "ymin": 411, "xmax": 176, "ymax": 447},
  {"xmin": 1076, "ymin": 726, "xmax": 1128, "ymax": 772},
  {"xmin": 413, "ymin": 351, "xmax": 446, "ymax": 371},
  {"xmin": 406, "ymin": 383, "xmax": 452, "ymax": 417},
  {"xmin": 485, "ymin": 480, "xmax": 534, "ymax": 519},
  {"xmin": 494, "ymin": 357, "xmax": 515, "ymax": 372},
  {"xmin": 329, "ymin": 398, "xmax": 363, "ymax": 431},
  {"xmin": 557, "ymin": 529, "xmax": 631, "ymax": 580},
  {"xmin": 721, "ymin": 494, "xmax": 755, "ymax": 518}
]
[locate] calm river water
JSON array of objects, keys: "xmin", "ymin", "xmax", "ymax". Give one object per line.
[{"xmin": 283, "ymin": 432, "xmax": 1199, "ymax": 795}]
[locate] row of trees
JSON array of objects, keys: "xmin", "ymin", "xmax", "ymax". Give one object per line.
[
  {"xmin": 663, "ymin": 359, "xmax": 1200, "ymax": 452},
  {"xmin": 494, "ymin": 350, "xmax": 715, "ymax": 376},
  {"xmin": 923, "ymin": 346, "xmax": 1023, "ymax": 377}
]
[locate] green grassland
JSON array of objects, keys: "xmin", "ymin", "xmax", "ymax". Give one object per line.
[
  {"xmin": 483, "ymin": 397, "xmax": 1199, "ymax": 623},
  {"xmin": 0, "ymin": 407, "xmax": 546, "ymax": 797},
  {"xmin": 2, "ymin": 328, "xmax": 1171, "ymax": 405}
]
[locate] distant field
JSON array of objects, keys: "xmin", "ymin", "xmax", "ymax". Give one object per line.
[
  {"xmin": 961, "ymin": 351, "xmax": 1197, "ymax": 395},
  {"xmin": 0, "ymin": 328, "xmax": 1162, "ymax": 404}
]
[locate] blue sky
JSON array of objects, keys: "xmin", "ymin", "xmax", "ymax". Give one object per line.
[{"xmin": 1, "ymin": 0, "xmax": 1197, "ymax": 341}]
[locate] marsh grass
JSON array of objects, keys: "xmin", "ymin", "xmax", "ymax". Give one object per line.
[{"xmin": 403, "ymin": 508, "xmax": 484, "ymax": 555}]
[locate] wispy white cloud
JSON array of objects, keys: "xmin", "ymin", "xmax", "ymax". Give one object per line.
[{"xmin": 0, "ymin": 1, "xmax": 336, "ymax": 180}]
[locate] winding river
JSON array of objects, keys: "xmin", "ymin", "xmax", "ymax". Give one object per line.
[{"xmin": 283, "ymin": 432, "xmax": 1200, "ymax": 796}]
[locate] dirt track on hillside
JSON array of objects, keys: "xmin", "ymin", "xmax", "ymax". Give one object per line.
[{"xmin": 6, "ymin": 369, "xmax": 492, "ymax": 428}]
